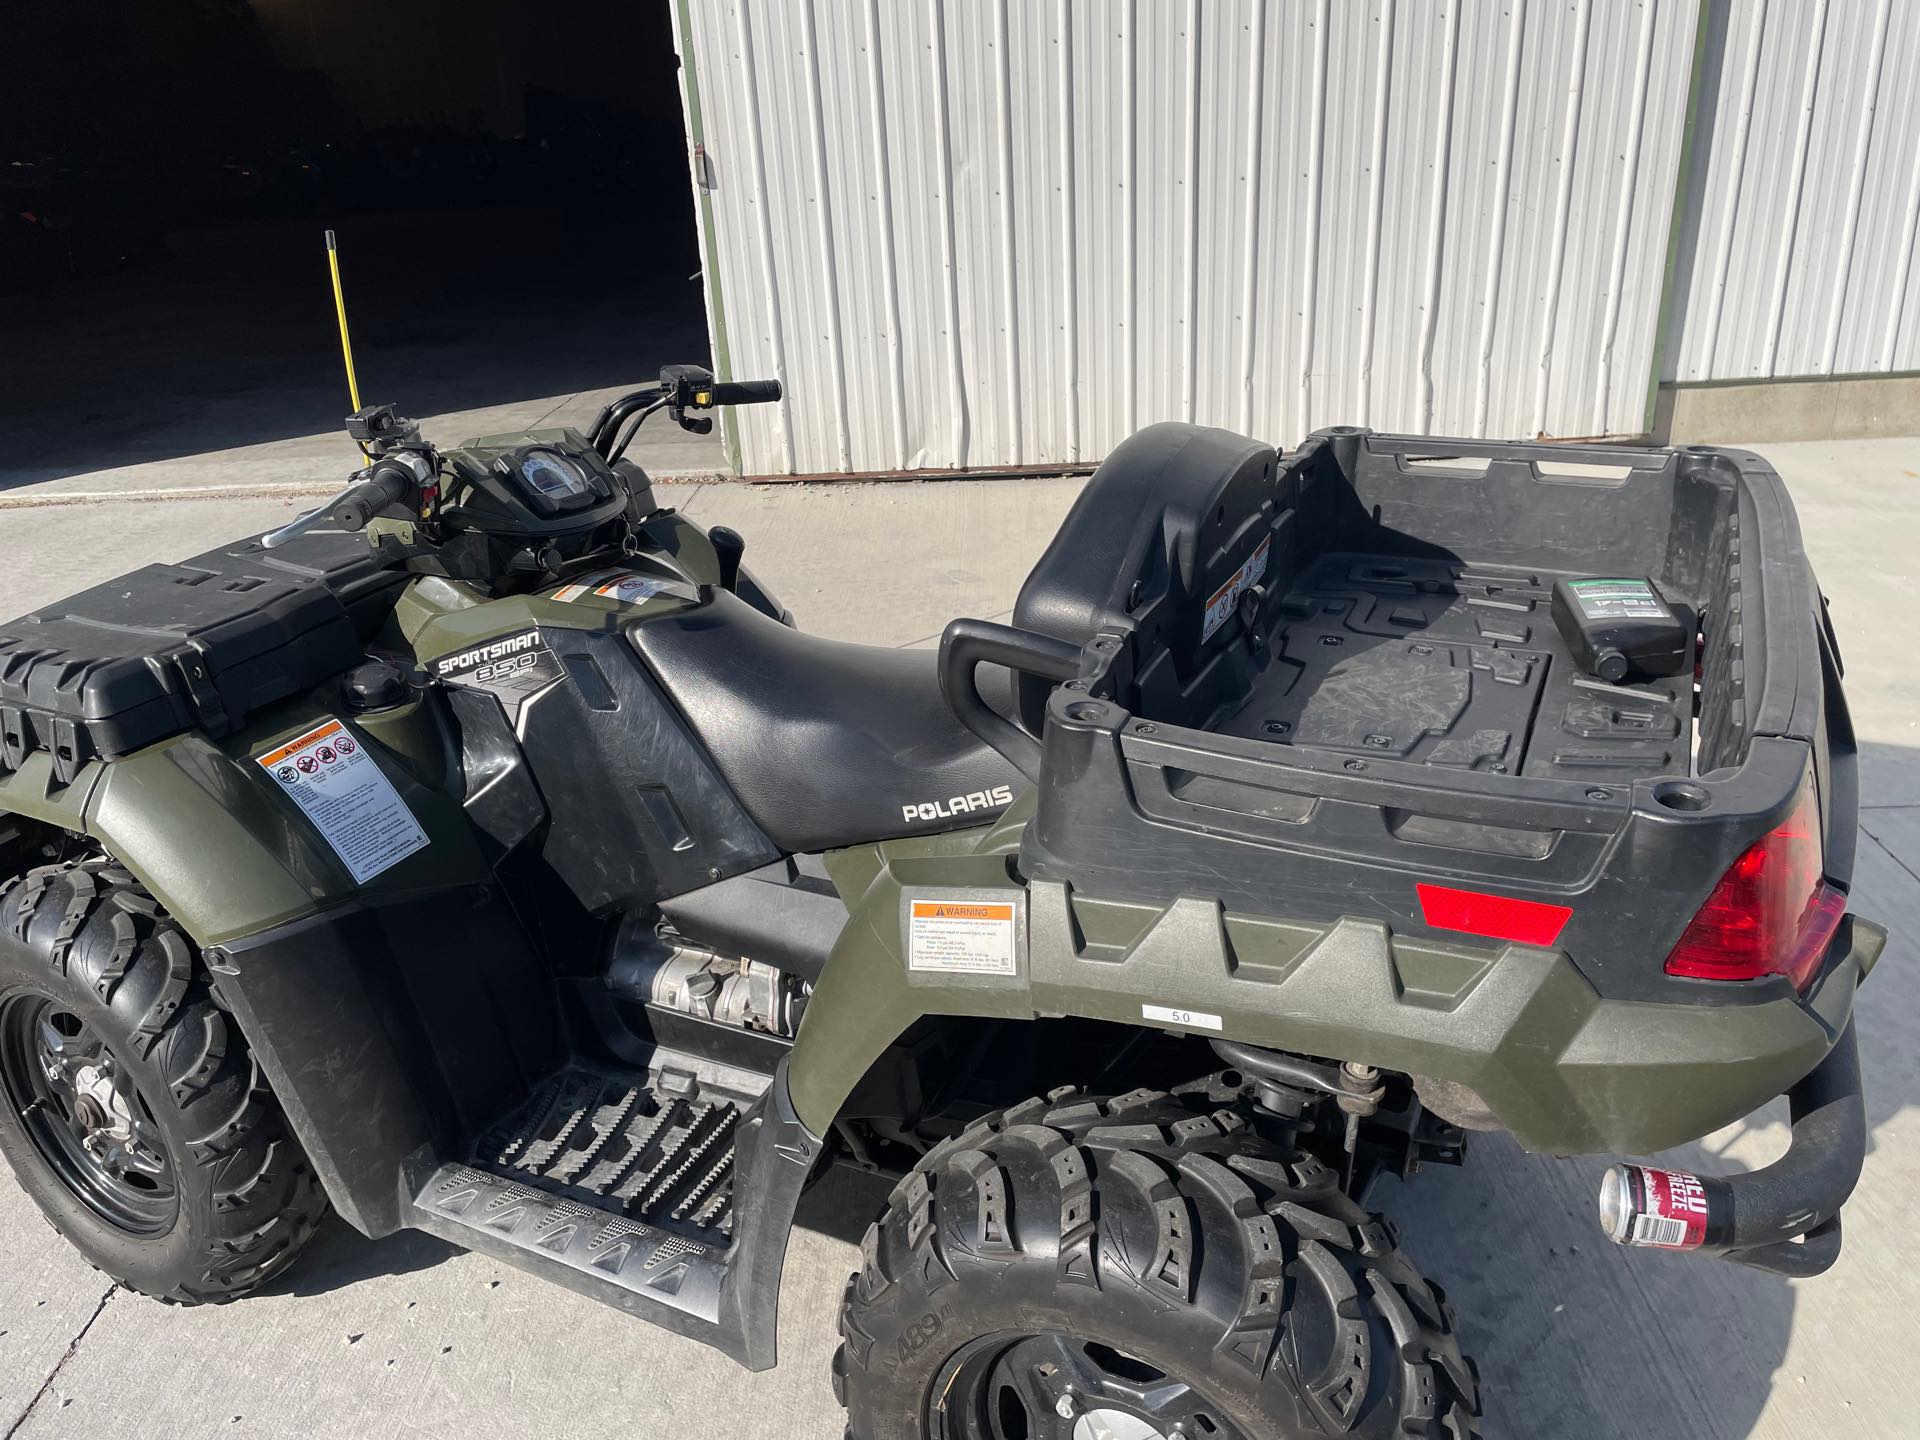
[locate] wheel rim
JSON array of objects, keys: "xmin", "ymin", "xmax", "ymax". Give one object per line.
[
  {"xmin": 0, "ymin": 990, "xmax": 178, "ymax": 1235},
  {"xmin": 931, "ymin": 1332, "xmax": 1246, "ymax": 1440}
]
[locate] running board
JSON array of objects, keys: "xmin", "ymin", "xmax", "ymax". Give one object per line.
[
  {"xmin": 406, "ymin": 1057, "xmax": 821, "ymax": 1369},
  {"xmin": 413, "ymin": 1160, "xmax": 734, "ymax": 1323}
]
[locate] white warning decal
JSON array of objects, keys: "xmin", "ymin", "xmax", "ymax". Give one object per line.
[
  {"xmin": 1201, "ymin": 535, "xmax": 1272, "ymax": 643},
  {"xmin": 908, "ymin": 899, "xmax": 1018, "ymax": 976},
  {"xmin": 1142, "ymin": 1003, "xmax": 1224, "ymax": 1032},
  {"xmin": 256, "ymin": 719, "xmax": 428, "ymax": 884},
  {"xmin": 552, "ymin": 568, "xmax": 675, "ymax": 606}
]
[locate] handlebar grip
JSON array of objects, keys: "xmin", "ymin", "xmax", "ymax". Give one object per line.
[
  {"xmin": 937, "ymin": 619, "xmax": 1082, "ymax": 783},
  {"xmin": 707, "ymin": 379, "xmax": 782, "ymax": 406},
  {"xmin": 330, "ymin": 465, "xmax": 414, "ymax": 532}
]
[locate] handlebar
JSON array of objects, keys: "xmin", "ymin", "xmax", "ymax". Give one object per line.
[
  {"xmin": 589, "ymin": 370, "xmax": 784, "ymax": 461},
  {"xmin": 330, "ymin": 463, "xmax": 415, "ymax": 530},
  {"xmin": 261, "ymin": 455, "xmax": 423, "ymax": 549},
  {"xmin": 707, "ymin": 379, "xmax": 782, "ymax": 405}
]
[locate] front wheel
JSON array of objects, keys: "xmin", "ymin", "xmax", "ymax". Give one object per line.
[
  {"xmin": 0, "ymin": 860, "xmax": 328, "ymax": 1302},
  {"xmin": 836, "ymin": 1087, "xmax": 1481, "ymax": 1439}
]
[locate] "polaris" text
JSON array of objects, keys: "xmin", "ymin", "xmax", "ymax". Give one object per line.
[{"xmin": 902, "ymin": 784, "xmax": 1015, "ymax": 824}]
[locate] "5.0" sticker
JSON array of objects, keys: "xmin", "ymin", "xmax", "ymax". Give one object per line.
[{"xmin": 1142, "ymin": 1003, "xmax": 1223, "ymax": 1032}]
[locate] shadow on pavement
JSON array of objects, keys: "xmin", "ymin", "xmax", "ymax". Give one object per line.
[
  {"xmin": 794, "ymin": 1165, "xmax": 895, "ymax": 1249},
  {"xmin": 257, "ymin": 1214, "xmax": 461, "ymax": 1301},
  {"xmin": 0, "ymin": 205, "xmax": 709, "ymax": 490}
]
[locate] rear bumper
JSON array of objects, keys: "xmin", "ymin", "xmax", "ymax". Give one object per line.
[
  {"xmin": 1477, "ymin": 908, "xmax": 1883, "ymax": 1159},
  {"xmin": 1598, "ymin": 1014, "xmax": 1866, "ymax": 1277}
]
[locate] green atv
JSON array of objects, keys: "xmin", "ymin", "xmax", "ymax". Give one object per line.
[{"xmin": 0, "ymin": 373, "xmax": 1881, "ymax": 1439}]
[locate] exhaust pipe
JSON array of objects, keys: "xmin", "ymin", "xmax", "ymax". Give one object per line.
[{"xmin": 1597, "ymin": 1019, "xmax": 1864, "ymax": 1278}]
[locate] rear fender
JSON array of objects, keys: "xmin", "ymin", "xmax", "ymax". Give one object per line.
[{"xmin": 790, "ymin": 799, "xmax": 1866, "ymax": 1156}]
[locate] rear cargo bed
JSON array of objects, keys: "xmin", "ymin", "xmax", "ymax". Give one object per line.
[
  {"xmin": 1211, "ymin": 550, "xmax": 1691, "ymax": 784},
  {"xmin": 1011, "ymin": 425, "xmax": 1841, "ymax": 1005},
  {"xmin": 1103, "ymin": 428, "xmax": 1771, "ymax": 787}
]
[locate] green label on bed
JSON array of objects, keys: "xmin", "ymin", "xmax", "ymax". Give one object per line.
[{"xmin": 1568, "ymin": 578, "xmax": 1669, "ymax": 621}]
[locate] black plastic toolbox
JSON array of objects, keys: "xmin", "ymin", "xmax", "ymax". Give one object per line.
[{"xmin": 0, "ymin": 527, "xmax": 399, "ymax": 782}]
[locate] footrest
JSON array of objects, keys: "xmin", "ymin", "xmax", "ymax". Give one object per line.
[
  {"xmin": 409, "ymin": 1065, "xmax": 747, "ymax": 1328},
  {"xmin": 405, "ymin": 1057, "xmax": 823, "ymax": 1370},
  {"xmin": 413, "ymin": 1163, "xmax": 730, "ymax": 1321},
  {"xmin": 476, "ymin": 1067, "xmax": 740, "ymax": 1241}
]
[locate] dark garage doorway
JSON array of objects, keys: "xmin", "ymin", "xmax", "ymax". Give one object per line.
[{"xmin": 0, "ymin": 0, "xmax": 713, "ymax": 488}]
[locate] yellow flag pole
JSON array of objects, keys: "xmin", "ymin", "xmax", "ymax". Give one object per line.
[{"xmin": 325, "ymin": 230, "xmax": 368, "ymax": 459}]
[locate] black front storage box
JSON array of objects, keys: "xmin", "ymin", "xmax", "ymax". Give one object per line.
[{"xmin": 0, "ymin": 528, "xmax": 396, "ymax": 781}]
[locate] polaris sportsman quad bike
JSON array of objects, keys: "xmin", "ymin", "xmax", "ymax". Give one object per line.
[{"xmin": 0, "ymin": 374, "xmax": 1882, "ymax": 1440}]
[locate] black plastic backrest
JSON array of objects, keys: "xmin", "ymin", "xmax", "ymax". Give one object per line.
[{"xmin": 1010, "ymin": 422, "xmax": 1279, "ymax": 731}]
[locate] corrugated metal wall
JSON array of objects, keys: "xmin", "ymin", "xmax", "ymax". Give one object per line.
[
  {"xmin": 1666, "ymin": 0, "xmax": 1920, "ymax": 382},
  {"xmin": 675, "ymin": 0, "xmax": 1703, "ymax": 478}
]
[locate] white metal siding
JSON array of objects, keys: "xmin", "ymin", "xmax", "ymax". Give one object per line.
[
  {"xmin": 677, "ymin": 0, "xmax": 1702, "ymax": 478},
  {"xmin": 1667, "ymin": 0, "xmax": 1920, "ymax": 381}
]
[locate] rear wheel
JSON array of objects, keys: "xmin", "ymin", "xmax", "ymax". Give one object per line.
[
  {"xmin": 836, "ymin": 1087, "xmax": 1480, "ymax": 1439},
  {"xmin": 0, "ymin": 859, "xmax": 327, "ymax": 1302}
]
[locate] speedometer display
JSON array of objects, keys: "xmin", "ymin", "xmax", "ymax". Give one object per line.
[{"xmin": 519, "ymin": 449, "xmax": 593, "ymax": 500}]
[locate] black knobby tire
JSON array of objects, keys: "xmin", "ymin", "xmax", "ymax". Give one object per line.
[
  {"xmin": 836, "ymin": 1087, "xmax": 1481, "ymax": 1439},
  {"xmin": 0, "ymin": 859, "xmax": 327, "ymax": 1302}
]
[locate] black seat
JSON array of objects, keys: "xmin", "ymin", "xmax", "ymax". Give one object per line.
[{"xmin": 631, "ymin": 591, "xmax": 1023, "ymax": 854}]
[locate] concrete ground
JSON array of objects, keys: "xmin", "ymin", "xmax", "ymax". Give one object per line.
[{"xmin": 0, "ymin": 427, "xmax": 1914, "ymax": 1440}]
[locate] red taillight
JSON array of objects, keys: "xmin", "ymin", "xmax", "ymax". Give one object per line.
[
  {"xmin": 1665, "ymin": 779, "xmax": 1843, "ymax": 990},
  {"xmin": 1415, "ymin": 883, "xmax": 1573, "ymax": 947}
]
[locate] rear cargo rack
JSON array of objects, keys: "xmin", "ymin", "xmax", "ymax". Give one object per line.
[{"xmin": 965, "ymin": 426, "xmax": 1834, "ymax": 1008}]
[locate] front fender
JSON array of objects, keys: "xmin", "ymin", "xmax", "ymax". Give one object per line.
[{"xmin": 0, "ymin": 694, "xmax": 485, "ymax": 948}]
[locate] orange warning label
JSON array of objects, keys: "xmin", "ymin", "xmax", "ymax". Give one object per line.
[
  {"xmin": 907, "ymin": 896, "xmax": 1018, "ymax": 976},
  {"xmin": 256, "ymin": 718, "xmax": 346, "ymax": 768},
  {"xmin": 910, "ymin": 902, "xmax": 1015, "ymax": 923},
  {"xmin": 1202, "ymin": 534, "xmax": 1271, "ymax": 642},
  {"xmin": 254, "ymin": 717, "xmax": 426, "ymax": 885}
]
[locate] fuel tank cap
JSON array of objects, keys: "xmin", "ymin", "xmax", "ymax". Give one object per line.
[{"xmin": 342, "ymin": 656, "xmax": 415, "ymax": 711}]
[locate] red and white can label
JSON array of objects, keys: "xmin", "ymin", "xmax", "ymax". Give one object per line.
[{"xmin": 1622, "ymin": 1165, "xmax": 1710, "ymax": 1249}]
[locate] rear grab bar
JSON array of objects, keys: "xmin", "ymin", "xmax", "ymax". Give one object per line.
[{"xmin": 938, "ymin": 619, "xmax": 1082, "ymax": 782}]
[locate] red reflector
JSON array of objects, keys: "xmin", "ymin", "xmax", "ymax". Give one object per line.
[
  {"xmin": 1415, "ymin": 883, "xmax": 1573, "ymax": 946},
  {"xmin": 1665, "ymin": 777, "xmax": 1838, "ymax": 990}
]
